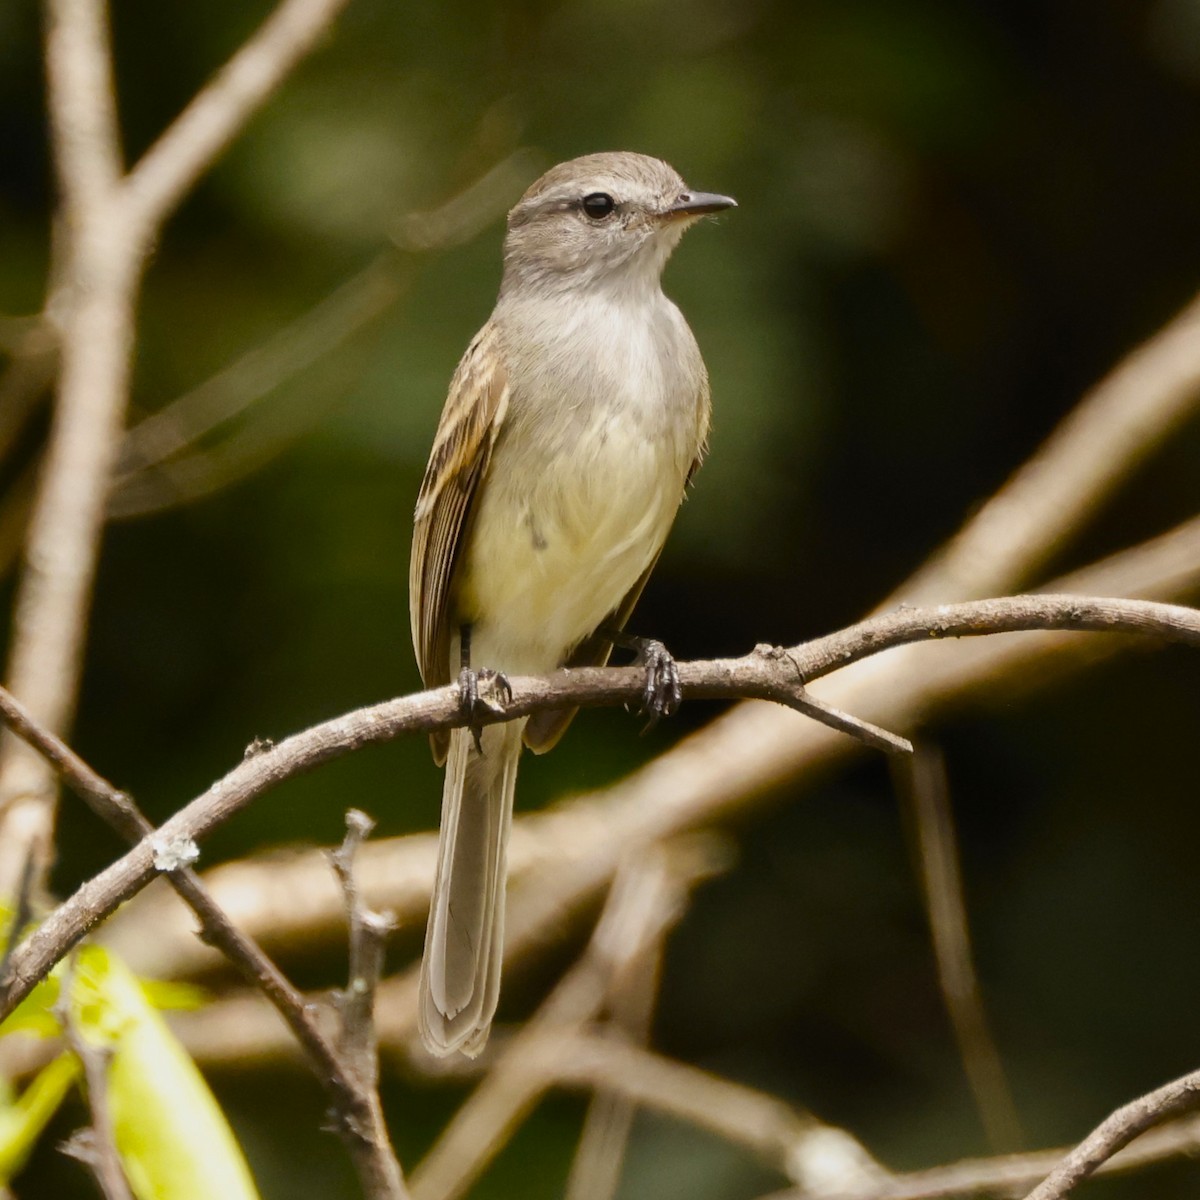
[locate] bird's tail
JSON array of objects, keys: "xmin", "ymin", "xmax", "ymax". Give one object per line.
[{"xmin": 418, "ymin": 718, "xmax": 524, "ymax": 1057}]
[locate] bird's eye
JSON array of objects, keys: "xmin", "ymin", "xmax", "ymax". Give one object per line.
[{"xmin": 581, "ymin": 192, "xmax": 616, "ymax": 220}]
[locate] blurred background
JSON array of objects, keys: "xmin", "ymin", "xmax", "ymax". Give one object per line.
[{"xmin": 4, "ymin": 0, "xmax": 1200, "ymax": 1195}]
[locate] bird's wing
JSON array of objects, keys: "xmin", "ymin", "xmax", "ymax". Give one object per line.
[{"xmin": 410, "ymin": 323, "xmax": 510, "ymax": 757}]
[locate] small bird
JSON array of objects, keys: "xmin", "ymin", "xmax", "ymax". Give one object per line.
[{"xmin": 409, "ymin": 152, "xmax": 735, "ymax": 1056}]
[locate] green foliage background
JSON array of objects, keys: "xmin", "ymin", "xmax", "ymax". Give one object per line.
[{"xmin": 4, "ymin": 0, "xmax": 1200, "ymax": 1195}]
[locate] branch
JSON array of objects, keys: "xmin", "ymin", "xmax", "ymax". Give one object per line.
[
  {"xmin": 895, "ymin": 745, "xmax": 1020, "ymax": 1151},
  {"xmin": 1023, "ymin": 1066, "xmax": 1200, "ymax": 1200},
  {"xmin": 327, "ymin": 811, "xmax": 408, "ymax": 1200},
  {"xmin": 95, "ymin": 511, "xmax": 1200, "ymax": 984},
  {"xmin": 0, "ymin": 0, "xmax": 137, "ymax": 896},
  {"xmin": 0, "ymin": 0, "xmax": 354, "ymax": 897},
  {"xmin": 756, "ymin": 1111, "xmax": 1200, "ymax": 1200},
  {"xmin": 0, "ymin": 685, "xmax": 410, "ymax": 1197},
  {"xmin": 83, "ymin": 518, "xmax": 1200, "ymax": 1054},
  {"xmin": 518, "ymin": 1031, "xmax": 888, "ymax": 1196},
  {"xmin": 4, "ymin": 592, "xmax": 1200, "ymax": 1020},
  {"xmin": 896, "ymin": 289, "xmax": 1200, "ymax": 605},
  {"xmin": 409, "ymin": 839, "xmax": 727, "ymax": 1200},
  {"xmin": 43, "ymin": 0, "xmax": 122, "ymax": 214},
  {"xmin": 56, "ymin": 957, "xmax": 135, "ymax": 1200},
  {"xmin": 120, "ymin": 0, "xmax": 354, "ymax": 238}
]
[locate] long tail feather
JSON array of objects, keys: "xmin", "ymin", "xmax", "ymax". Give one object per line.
[{"xmin": 419, "ymin": 719, "xmax": 524, "ymax": 1057}]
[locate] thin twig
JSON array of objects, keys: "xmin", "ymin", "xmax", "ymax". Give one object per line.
[
  {"xmin": 330, "ymin": 809, "xmax": 395, "ymax": 1084},
  {"xmin": 896, "ymin": 745, "xmax": 1021, "ymax": 1152},
  {"xmin": 0, "ymin": 685, "xmax": 410, "ymax": 1197},
  {"xmin": 5, "ymin": 591, "xmax": 1200, "ymax": 1020},
  {"xmin": 56, "ymin": 955, "xmax": 135, "ymax": 1200},
  {"xmin": 325, "ymin": 810, "xmax": 407, "ymax": 1200}
]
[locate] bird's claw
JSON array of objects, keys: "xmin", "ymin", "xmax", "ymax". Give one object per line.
[
  {"xmin": 632, "ymin": 638, "xmax": 681, "ymax": 731},
  {"xmin": 457, "ymin": 667, "xmax": 512, "ymax": 753}
]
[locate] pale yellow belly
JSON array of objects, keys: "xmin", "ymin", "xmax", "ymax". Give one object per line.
[{"xmin": 458, "ymin": 427, "xmax": 684, "ymax": 674}]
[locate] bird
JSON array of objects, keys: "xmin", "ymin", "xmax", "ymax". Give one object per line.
[{"xmin": 409, "ymin": 151, "xmax": 735, "ymax": 1056}]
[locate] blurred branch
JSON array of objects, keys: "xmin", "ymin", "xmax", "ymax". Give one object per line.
[
  {"xmin": 564, "ymin": 876, "xmax": 665, "ymax": 1200},
  {"xmin": 56, "ymin": 957, "xmax": 135, "ymax": 1200},
  {"xmin": 120, "ymin": 0, "xmax": 355, "ymax": 237},
  {"xmin": 896, "ymin": 289, "xmax": 1200, "ymax": 605},
  {"xmin": 94, "ymin": 512, "xmax": 1200, "ymax": 984},
  {"xmin": 109, "ymin": 255, "xmax": 405, "ymax": 518},
  {"xmin": 0, "ymin": 0, "xmax": 354, "ymax": 896},
  {"xmin": 409, "ymin": 839, "xmax": 727, "ymax": 1200},
  {"xmin": 515, "ymin": 1032, "xmax": 888, "ymax": 1197},
  {"xmin": 109, "ymin": 150, "xmax": 533, "ymax": 520},
  {"xmin": 0, "ymin": 0, "xmax": 135, "ymax": 897},
  {"xmin": 0, "ymin": 683, "xmax": 411, "ymax": 1197},
  {"xmin": 896, "ymin": 745, "xmax": 1021, "ymax": 1152},
  {"xmin": 757, "ymin": 1111, "xmax": 1200, "ymax": 1200},
  {"xmin": 1023, "ymin": 1066, "xmax": 1200, "ymax": 1200},
  {"xmin": 5, "ymin": 591, "xmax": 1200, "ymax": 1020}
]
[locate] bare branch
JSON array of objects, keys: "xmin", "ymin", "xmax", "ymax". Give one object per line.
[
  {"xmin": 409, "ymin": 839, "xmax": 726, "ymax": 1200},
  {"xmin": 0, "ymin": 0, "xmax": 139, "ymax": 895},
  {"xmin": 564, "ymin": 905, "xmax": 664, "ymax": 1200},
  {"xmin": 757, "ymin": 1111, "xmax": 1200, "ymax": 1200},
  {"xmin": 0, "ymin": 0, "xmax": 356, "ymax": 902},
  {"xmin": 0, "ymin": 684, "xmax": 410, "ymax": 1197},
  {"xmin": 96, "ymin": 510, "xmax": 1200, "ymax": 985},
  {"xmin": 324, "ymin": 809, "xmax": 408, "ymax": 1200},
  {"xmin": 5, "ymin": 592, "xmax": 1200, "ymax": 1020},
  {"xmin": 523, "ymin": 1032, "xmax": 888, "ymax": 1196},
  {"xmin": 897, "ymin": 289, "xmax": 1200, "ymax": 605},
  {"xmin": 1023, "ymin": 1067, "xmax": 1200, "ymax": 1200},
  {"xmin": 56, "ymin": 957, "xmax": 135, "ymax": 1200},
  {"xmin": 896, "ymin": 745, "xmax": 1021, "ymax": 1151},
  {"xmin": 43, "ymin": 0, "xmax": 123, "ymax": 213},
  {"xmin": 121, "ymin": 0, "xmax": 354, "ymax": 238}
]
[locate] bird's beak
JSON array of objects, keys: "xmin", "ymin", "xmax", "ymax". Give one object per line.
[{"xmin": 665, "ymin": 191, "xmax": 738, "ymax": 218}]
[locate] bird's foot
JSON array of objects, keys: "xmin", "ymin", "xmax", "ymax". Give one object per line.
[
  {"xmin": 457, "ymin": 667, "xmax": 512, "ymax": 753},
  {"xmin": 622, "ymin": 635, "xmax": 681, "ymax": 731}
]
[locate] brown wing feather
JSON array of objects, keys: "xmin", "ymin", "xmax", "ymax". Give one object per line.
[{"xmin": 410, "ymin": 323, "xmax": 509, "ymax": 761}]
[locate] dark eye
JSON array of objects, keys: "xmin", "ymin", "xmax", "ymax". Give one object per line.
[{"xmin": 581, "ymin": 192, "xmax": 616, "ymax": 220}]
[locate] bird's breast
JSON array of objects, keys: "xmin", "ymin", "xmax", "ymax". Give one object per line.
[{"xmin": 457, "ymin": 295, "xmax": 706, "ymax": 673}]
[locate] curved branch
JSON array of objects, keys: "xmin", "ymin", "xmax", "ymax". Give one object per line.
[
  {"xmin": 3, "ymin": 593, "xmax": 1200, "ymax": 1020},
  {"xmin": 1024, "ymin": 1066, "xmax": 1200, "ymax": 1200}
]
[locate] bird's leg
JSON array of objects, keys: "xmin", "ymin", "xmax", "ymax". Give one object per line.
[
  {"xmin": 457, "ymin": 623, "xmax": 512, "ymax": 753},
  {"xmin": 602, "ymin": 627, "xmax": 682, "ymax": 730}
]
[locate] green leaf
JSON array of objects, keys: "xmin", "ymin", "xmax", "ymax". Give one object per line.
[
  {"xmin": 0, "ymin": 1054, "xmax": 80, "ymax": 1182},
  {"xmin": 71, "ymin": 946, "xmax": 261, "ymax": 1200}
]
